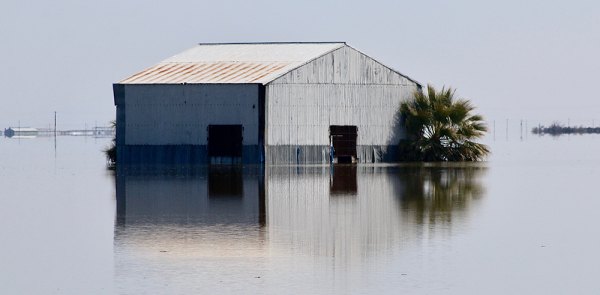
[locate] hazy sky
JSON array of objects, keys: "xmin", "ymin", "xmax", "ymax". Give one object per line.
[{"xmin": 1, "ymin": 0, "xmax": 599, "ymax": 129}]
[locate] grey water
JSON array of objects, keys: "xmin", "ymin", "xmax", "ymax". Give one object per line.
[{"xmin": 1, "ymin": 135, "xmax": 599, "ymax": 294}]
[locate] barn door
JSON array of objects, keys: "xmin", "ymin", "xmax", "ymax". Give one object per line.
[
  {"xmin": 208, "ymin": 125, "xmax": 243, "ymax": 162},
  {"xmin": 329, "ymin": 125, "xmax": 358, "ymax": 163}
]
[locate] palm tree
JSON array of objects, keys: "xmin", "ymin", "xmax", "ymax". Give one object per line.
[{"xmin": 398, "ymin": 85, "xmax": 489, "ymax": 161}]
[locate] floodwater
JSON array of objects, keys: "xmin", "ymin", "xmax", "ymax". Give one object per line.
[{"xmin": 1, "ymin": 135, "xmax": 599, "ymax": 294}]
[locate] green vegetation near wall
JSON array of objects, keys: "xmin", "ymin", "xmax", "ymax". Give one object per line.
[{"xmin": 397, "ymin": 85, "xmax": 489, "ymax": 162}]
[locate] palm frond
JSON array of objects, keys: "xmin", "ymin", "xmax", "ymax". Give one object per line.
[{"xmin": 398, "ymin": 84, "xmax": 490, "ymax": 162}]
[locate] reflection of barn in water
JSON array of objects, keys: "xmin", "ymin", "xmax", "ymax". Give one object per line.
[
  {"xmin": 267, "ymin": 166, "xmax": 408, "ymax": 258},
  {"xmin": 114, "ymin": 167, "xmax": 267, "ymax": 293},
  {"xmin": 115, "ymin": 166, "xmax": 265, "ymax": 227},
  {"xmin": 329, "ymin": 165, "xmax": 358, "ymax": 195},
  {"xmin": 265, "ymin": 165, "xmax": 486, "ymax": 258},
  {"xmin": 114, "ymin": 164, "xmax": 485, "ymax": 265},
  {"xmin": 115, "ymin": 167, "xmax": 265, "ymax": 261}
]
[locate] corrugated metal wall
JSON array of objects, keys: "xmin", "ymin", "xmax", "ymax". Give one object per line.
[
  {"xmin": 266, "ymin": 84, "xmax": 412, "ymax": 146},
  {"xmin": 266, "ymin": 45, "xmax": 419, "ymax": 147},
  {"xmin": 270, "ymin": 45, "xmax": 414, "ymax": 85},
  {"xmin": 123, "ymin": 84, "xmax": 259, "ymax": 145}
]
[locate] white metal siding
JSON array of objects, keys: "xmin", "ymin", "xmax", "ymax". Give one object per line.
[
  {"xmin": 267, "ymin": 84, "xmax": 414, "ymax": 145},
  {"xmin": 124, "ymin": 84, "xmax": 259, "ymax": 145},
  {"xmin": 270, "ymin": 46, "xmax": 414, "ymax": 85},
  {"xmin": 266, "ymin": 45, "xmax": 419, "ymax": 146}
]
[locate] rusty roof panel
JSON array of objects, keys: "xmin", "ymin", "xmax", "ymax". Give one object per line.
[
  {"xmin": 120, "ymin": 62, "xmax": 301, "ymax": 84},
  {"xmin": 118, "ymin": 42, "xmax": 345, "ymax": 84}
]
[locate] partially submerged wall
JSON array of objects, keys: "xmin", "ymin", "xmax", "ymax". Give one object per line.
[
  {"xmin": 264, "ymin": 45, "xmax": 419, "ymax": 164},
  {"xmin": 114, "ymin": 83, "xmax": 260, "ymax": 164}
]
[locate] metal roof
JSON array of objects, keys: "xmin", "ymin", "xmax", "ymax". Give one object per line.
[{"xmin": 119, "ymin": 42, "xmax": 346, "ymax": 85}]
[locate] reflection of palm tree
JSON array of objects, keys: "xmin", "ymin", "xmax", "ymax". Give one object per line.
[{"xmin": 397, "ymin": 165, "xmax": 486, "ymax": 224}]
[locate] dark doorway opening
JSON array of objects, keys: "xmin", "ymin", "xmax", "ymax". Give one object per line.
[
  {"xmin": 208, "ymin": 125, "xmax": 243, "ymax": 159},
  {"xmin": 330, "ymin": 125, "xmax": 358, "ymax": 163}
]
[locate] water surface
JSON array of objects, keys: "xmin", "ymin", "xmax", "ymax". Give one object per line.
[{"xmin": 1, "ymin": 135, "xmax": 599, "ymax": 294}]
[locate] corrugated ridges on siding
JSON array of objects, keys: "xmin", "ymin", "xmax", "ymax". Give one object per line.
[
  {"xmin": 266, "ymin": 84, "xmax": 417, "ymax": 146},
  {"xmin": 265, "ymin": 45, "xmax": 420, "ymax": 147},
  {"xmin": 269, "ymin": 45, "xmax": 418, "ymax": 86}
]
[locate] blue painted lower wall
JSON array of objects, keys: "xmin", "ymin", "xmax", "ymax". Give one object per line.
[
  {"xmin": 117, "ymin": 145, "xmax": 261, "ymax": 165},
  {"xmin": 116, "ymin": 144, "xmax": 399, "ymax": 165}
]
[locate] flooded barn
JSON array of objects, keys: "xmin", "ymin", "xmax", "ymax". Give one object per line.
[{"xmin": 113, "ymin": 42, "xmax": 421, "ymax": 164}]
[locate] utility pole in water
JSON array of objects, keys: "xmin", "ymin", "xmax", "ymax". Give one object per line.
[
  {"xmin": 54, "ymin": 111, "xmax": 57, "ymax": 156},
  {"xmin": 520, "ymin": 120, "xmax": 523, "ymax": 141}
]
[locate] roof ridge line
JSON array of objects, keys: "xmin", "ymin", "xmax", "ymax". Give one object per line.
[{"xmin": 196, "ymin": 42, "xmax": 347, "ymax": 45}]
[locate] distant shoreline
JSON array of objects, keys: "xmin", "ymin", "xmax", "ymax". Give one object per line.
[{"xmin": 532, "ymin": 123, "xmax": 600, "ymax": 136}]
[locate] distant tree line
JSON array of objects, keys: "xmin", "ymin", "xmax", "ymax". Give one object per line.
[{"xmin": 532, "ymin": 123, "xmax": 600, "ymax": 136}]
